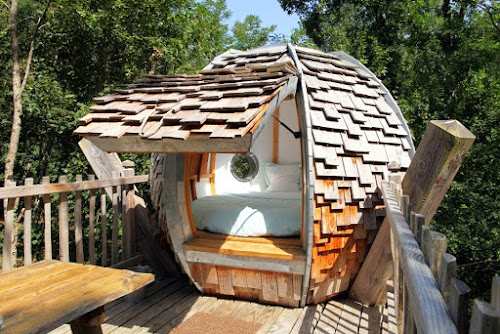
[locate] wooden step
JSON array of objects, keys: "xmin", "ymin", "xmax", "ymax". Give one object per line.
[{"xmin": 183, "ymin": 236, "xmax": 305, "ymax": 261}]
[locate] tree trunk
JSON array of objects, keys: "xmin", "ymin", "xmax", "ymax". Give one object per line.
[{"xmin": 4, "ymin": 0, "xmax": 23, "ymax": 184}]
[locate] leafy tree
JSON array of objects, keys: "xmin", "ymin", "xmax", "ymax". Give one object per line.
[
  {"xmin": 229, "ymin": 14, "xmax": 276, "ymax": 50},
  {"xmin": 2, "ymin": 0, "xmax": 50, "ymax": 185}
]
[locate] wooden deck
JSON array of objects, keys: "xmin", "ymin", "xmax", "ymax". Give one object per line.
[{"xmin": 49, "ymin": 277, "xmax": 397, "ymax": 334}]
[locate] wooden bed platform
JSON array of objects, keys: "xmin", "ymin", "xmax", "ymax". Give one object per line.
[{"xmin": 48, "ymin": 277, "xmax": 397, "ymax": 334}]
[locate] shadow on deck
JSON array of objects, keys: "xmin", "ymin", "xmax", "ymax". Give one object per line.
[{"xmin": 49, "ymin": 277, "xmax": 397, "ymax": 334}]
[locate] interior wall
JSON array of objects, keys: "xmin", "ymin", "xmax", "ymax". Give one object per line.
[
  {"xmin": 277, "ymin": 99, "xmax": 301, "ymax": 164},
  {"xmin": 195, "ymin": 98, "xmax": 301, "ymax": 197}
]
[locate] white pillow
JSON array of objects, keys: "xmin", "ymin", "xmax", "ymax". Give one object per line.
[{"xmin": 264, "ymin": 163, "xmax": 301, "ymax": 192}]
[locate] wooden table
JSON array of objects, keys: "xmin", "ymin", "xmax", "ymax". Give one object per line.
[{"xmin": 0, "ymin": 260, "xmax": 154, "ymax": 334}]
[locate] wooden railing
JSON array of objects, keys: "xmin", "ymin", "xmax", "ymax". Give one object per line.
[
  {"xmin": 385, "ymin": 177, "xmax": 500, "ymax": 334},
  {"xmin": 0, "ymin": 170, "xmax": 149, "ymax": 271}
]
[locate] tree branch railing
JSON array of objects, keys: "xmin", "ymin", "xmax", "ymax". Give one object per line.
[
  {"xmin": 0, "ymin": 170, "xmax": 148, "ymax": 271},
  {"xmin": 385, "ymin": 178, "xmax": 500, "ymax": 334}
]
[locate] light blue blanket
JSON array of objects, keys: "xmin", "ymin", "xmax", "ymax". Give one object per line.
[{"xmin": 192, "ymin": 193, "xmax": 301, "ymax": 237}]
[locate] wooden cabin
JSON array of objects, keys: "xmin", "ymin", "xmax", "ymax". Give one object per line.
[{"xmin": 74, "ymin": 44, "xmax": 415, "ymax": 308}]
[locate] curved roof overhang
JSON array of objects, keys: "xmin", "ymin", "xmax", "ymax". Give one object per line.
[{"xmin": 75, "ymin": 45, "xmax": 298, "ymax": 153}]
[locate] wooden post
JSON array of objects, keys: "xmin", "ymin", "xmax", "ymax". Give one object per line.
[
  {"xmin": 349, "ymin": 218, "xmax": 393, "ymax": 305},
  {"xmin": 469, "ymin": 300, "xmax": 499, "ymax": 334},
  {"xmin": 349, "ymin": 120, "xmax": 474, "ymax": 306},
  {"xmin": 42, "ymin": 176, "xmax": 52, "ymax": 260},
  {"xmin": 448, "ymin": 277, "xmax": 470, "ymax": 334},
  {"xmin": 422, "ymin": 230, "xmax": 447, "ymax": 279},
  {"xmin": 493, "ymin": 276, "xmax": 500, "ymax": 315},
  {"xmin": 23, "ymin": 178, "xmax": 33, "ymax": 266},
  {"xmin": 111, "ymin": 171, "xmax": 120, "ymax": 265},
  {"xmin": 58, "ymin": 176, "xmax": 69, "ymax": 262},
  {"xmin": 74, "ymin": 175, "xmax": 84, "ymax": 263},
  {"xmin": 209, "ymin": 153, "xmax": 216, "ymax": 195},
  {"xmin": 88, "ymin": 175, "xmax": 97, "ymax": 265},
  {"xmin": 123, "ymin": 168, "xmax": 136, "ymax": 257},
  {"xmin": 69, "ymin": 306, "xmax": 105, "ymax": 334},
  {"xmin": 438, "ymin": 253, "xmax": 457, "ymax": 303},
  {"xmin": 79, "ymin": 138, "xmax": 123, "ymax": 200},
  {"xmin": 273, "ymin": 107, "xmax": 280, "ymax": 163},
  {"xmin": 100, "ymin": 192, "xmax": 107, "ymax": 267},
  {"xmin": 122, "ymin": 173, "xmax": 130, "ymax": 260},
  {"xmin": 2, "ymin": 180, "xmax": 16, "ymax": 271},
  {"xmin": 402, "ymin": 120, "xmax": 475, "ymax": 225}
]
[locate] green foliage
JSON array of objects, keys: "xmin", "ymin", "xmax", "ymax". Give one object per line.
[
  {"xmin": 279, "ymin": 0, "xmax": 500, "ymax": 308},
  {"xmin": 0, "ymin": 0, "xmax": 231, "ymax": 182},
  {"xmin": 229, "ymin": 15, "xmax": 276, "ymax": 50},
  {"xmin": 231, "ymin": 154, "xmax": 251, "ymax": 179}
]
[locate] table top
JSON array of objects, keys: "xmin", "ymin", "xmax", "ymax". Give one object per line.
[{"xmin": 0, "ymin": 260, "xmax": 154, "ymax": 334}]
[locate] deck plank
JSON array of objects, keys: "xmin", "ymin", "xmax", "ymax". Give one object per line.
[
  {"xmin": 291, "ymin": 304, "xmax": 323, "ymax": 334},
  {"xmin": 48, "ymin": 277, "xmax": 397, "ymax": 334},
  {"xmin": 314, "ymin": 300, "xmax": 342, "ymax": 334},
  {"xmin": 267, "ymin": 307, "xmax": 304, "ymax": 334}
]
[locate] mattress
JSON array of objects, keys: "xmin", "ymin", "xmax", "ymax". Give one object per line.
[{"xmin": 192, "ymin": 192, "xmax": 301, "ymax": 237}]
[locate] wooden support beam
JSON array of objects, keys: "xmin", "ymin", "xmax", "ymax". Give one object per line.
[
  {"xmin": 273, "ymin": 107, "xmax": 280, "ymax": 164},
  {"xmin": 79, "ymin": 140, "xmax": 180, "ymax": 276},
  {"xmin": 79, "ymin": 138, "xmax": 123, "ymax": 199},
  {"xmin": 349, "ymin": 120, "xmax": 474, "ymax": 306},
  {"xmin": 402, "ymin": 120, "xmax": 475, "ymax": 224},
  {"xmin": 349, "ymin": 218, "xmax": 393, "ymax": 305},
  {"xmin": 209, "ymin": 153, "xmax": 216, "ymax": 195}
]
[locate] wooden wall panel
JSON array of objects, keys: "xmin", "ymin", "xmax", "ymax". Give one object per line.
[{"xmin": 189, "ymin": 263, "xmax": 301, "ymax": 308}]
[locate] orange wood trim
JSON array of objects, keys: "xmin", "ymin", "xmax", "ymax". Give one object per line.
[
  {"xmin": 273, "ymin": 107, "xmax": 280, "ymax": 164},
  {"xmin": 209, "ymin": 153, "xmax": 216, "ymax": 195},
  {"xmin": 196, "ymin": 230, "xmax": 301, "ymax": 247},
  {"xmin": 248, "ymin": 104, "xmax": 270, "ymax": 134},
  {"xmin": 199, "ymin": 153, "xmax": 209, "ymax": 181},
  {"xmin": 184, "ymin": 237, "xmax": 305, "ymax": 261},
  {"xmin": 184, "ymin": 153, "xmax": 198, "ymax": 237},
  {"xmin": 190, "ymin": 178, "xmax": 197, "ymax": 201}
]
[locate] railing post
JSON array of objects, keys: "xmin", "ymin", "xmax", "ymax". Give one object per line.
[
  {"xmin": 23, "ymin": 178, "xmax": 33, "ymax": 266},
  {"xmin": 111, "ymin": 171, "xmax": 120, "ymax": 265},
  {"xmin": 58, "ymin": 176, "xmax": 69, "ymax": 262},
  {"xmin": 42, "ymin": 176, "xmax": 52, "ymax": 260},
  {"xmin": 100, "ymin": 192, "xmax": 107, "ymax": 266},
  {"xmin": 88, "ymin": 175, "xmax": 97, "ymax": 265},
  {"xmin": 74, "ymin": 175, "xmax": 84, "ymax": 263},
  {"xmin": 2, "ymin": 180, "xmax": 16, "ymax": 271},
  {"xmin": 122, "ymin": 160, "xmax": 136, "ymax": 258}
]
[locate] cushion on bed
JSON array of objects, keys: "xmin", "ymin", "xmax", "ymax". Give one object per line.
[
  {"xmin": 192, "ymin": 192, "xmax": 301, "ymax": 237},
  {"xmin": 263, "ymin": 163, "xmax": 301, "ymax": 192}
]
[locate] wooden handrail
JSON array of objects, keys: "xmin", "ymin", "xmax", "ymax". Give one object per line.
[
  {"xmin": 382, "ymin": 182, "xmax": 458, "ymax": 334},
  {"xmin": 0, "ymin": 175, "xmax": 148, "ymax": 199},
  {"xmin": 1, "ymin": 173, "xmax": 147, "ymax": 271}
]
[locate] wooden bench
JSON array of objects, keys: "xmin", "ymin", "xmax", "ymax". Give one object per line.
[
  {"xmin": 183, "ymin": 232, "xmax": 306, "ymax": 275},
  {"xmin": 0, "ymin": 260, "xmax": 154, "ymax": 333}
]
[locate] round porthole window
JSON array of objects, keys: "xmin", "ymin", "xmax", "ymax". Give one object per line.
[{"xmin": 230, "ymin": 152, "xmax": 259, "ymax": 182}]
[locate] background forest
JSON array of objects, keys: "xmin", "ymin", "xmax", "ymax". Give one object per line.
[{"xmin": 0, "ymin": 0, "xmax": 498, "ymax": 306}]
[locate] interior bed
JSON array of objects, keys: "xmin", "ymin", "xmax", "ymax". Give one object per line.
[{"xmin": 192, "ymin": 191, "xmax": 301, "ymax": 237}]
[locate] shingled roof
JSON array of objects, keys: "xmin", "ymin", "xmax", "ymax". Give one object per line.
[{"xmin": 75, "ymin": 45, "xmax": 298, "ymax": 152}]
